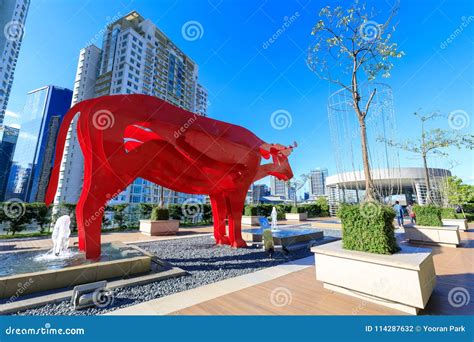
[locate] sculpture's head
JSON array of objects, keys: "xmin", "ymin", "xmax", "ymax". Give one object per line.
[{"xmin": 259, "ymin": 142, "xmax": 296, "ymax": 181}]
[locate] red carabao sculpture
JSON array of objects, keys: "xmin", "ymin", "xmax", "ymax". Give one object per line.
[{"xmin": 45, "ymin": 95, "xmax": 295, "ymax": 259}]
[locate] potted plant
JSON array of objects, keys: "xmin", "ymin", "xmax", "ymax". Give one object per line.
[
  {"xmin": 441, "ymin": 207, "xmax": 467, "ymax": 231},
  {"xmin": 285, "ymin": 205, "xmax": 308, "ymax": 221},
  {"xmin": 312, "ymin": 203, "xmax": 436, "ymax": 315},
  {"xmin": 242, "ymin": 205, "xmax": 261, "ymax": 226},
  {"xmin": 139, "ymin": 206, "xmax": 179, "ymax": 236},
  {"xmin": 404, "ymin": 205, "xmax": 460, "ymax": 247}
]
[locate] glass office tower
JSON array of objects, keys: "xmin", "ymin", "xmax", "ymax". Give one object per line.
[
  {"xmin": 0, "ymin": 125, "xmax": 19, "ymax": 200},
  {"xmin": 5, "ymin": 85, "xmax": 72, "ymax": 202}
]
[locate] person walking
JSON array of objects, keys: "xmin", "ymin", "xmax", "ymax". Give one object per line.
[
  {"xmin": 393, "ymin": 200, "xmax": 404, "ymax": 228},
  {"xmin": 407, "ymin": 203, "xmax": 416, "ymax": 224}
]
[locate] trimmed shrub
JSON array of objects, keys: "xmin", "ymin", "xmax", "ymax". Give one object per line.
[
  {"xmin": 290, "ymin": 206, "xmax": 305, "ymax": 214},
  {"xmin": 316, "ymin": 197, "xmax": 329, "ymax": 216},
  {"xmin": 168, "ymin": 204, "xmax": 181, "ymax": 220},
  {"xmin": 255, "ymin": 204, "xmax": 273, "ymax": 217},
  {"xmin": 244, "ymin": 205, "xmax": 259, "ymax": 216},
  {"xmin": 339, "ymin": 203, "xmax": 399, "ymax": 255},
  {"xmin": 277, "ymin": 204, "xmax": 293, "ymax": 213},
  {"xmin": 274, "ymin": 205, "xmax": 286, "ymax": 220},
  {"xmin": 201, "ymin": 203, "xmax": 213, "ymax": 222},
  {"xmin": 139, "ymin": 203, "xmax": 154, "ymax": 219},
  {"xmin": 151, "ymin": 207, "xmax": 169, "ymax": 221},
  {"xmin": 414, "ymin": 205, "xmax": 442, "ymax": 227},
  {"xmin": 441, "ymin": 207, "xmax": 457, "ymax": 219},
  {"xmin": 463, "ymin": 203, "xmax": 474, "ymax": 213},
  {"xmin": 301, "ymin": 203, "xmax": 321, "ymax": 217}
]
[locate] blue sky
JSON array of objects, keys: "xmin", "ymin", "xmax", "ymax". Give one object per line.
[{"xmin": 5, "ymin": 0, "xmax": 473, "ymax": 188}]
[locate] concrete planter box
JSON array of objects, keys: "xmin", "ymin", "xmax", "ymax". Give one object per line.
[
  {"xmin": 442, "ymin": 218, "xmax": 468, "ymax": 231},
  {"xmin": 285, "ymin": 213, "xmax": 308, "ymax": 221},
  {"xmin": 242, "ymin": 216, "xmax": 262, "ymax": 226},
  {"xmin": 139, "ymin": 220, "xmax": 179, "ymax": 236},
  {"xmin": 312, "ymin": 240, "xmax": 436, "ymax": 315},
  {"xmin": 404, "ymin": 224, "xmax": 460, "ymax": 247}
]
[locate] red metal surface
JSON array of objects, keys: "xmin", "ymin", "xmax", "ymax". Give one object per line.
[{"xmin": 45, "ymin": 95, "xmax": 295, "ymax": 259}]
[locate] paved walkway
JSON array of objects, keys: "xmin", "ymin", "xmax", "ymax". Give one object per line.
[{"xmin": 108, "ymin": 225, "xmax": 474, "ymax": 316}]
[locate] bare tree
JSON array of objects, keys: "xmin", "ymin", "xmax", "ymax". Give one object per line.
[
  {"xmin": 308, "ymin": 1, "xmax": 404, "ymax": 201},
  {"xmin": 379, "ymin": 111, "xmax": 474, "ymax": 204},
  {"xmin": 286, "ymin": 174, "xmax": 309, "ymax": 207}
]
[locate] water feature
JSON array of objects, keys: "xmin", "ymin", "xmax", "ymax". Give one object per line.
[
  {"xmin": 52, "ymin": 215, "xmax": 71, "ymax": 256},
  {"xmin": 271, "ymin": 206, "xmax": 278, "ymax": 230},
  {"xmin": 242, "ymin": 227, "xmax": 324, "ymax": 247},
  {"xmin": 32, "ymin": 215, "xmax": 76, "ymax": 263},
  {"xmin": 0, "ymin": 243, "xmax": 148, "ymax": 277}
]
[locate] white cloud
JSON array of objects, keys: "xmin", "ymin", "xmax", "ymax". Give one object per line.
[
  {"xmin": 5, "ymin": 110, "xmax": 20, "ymax": 118},
  {"xmin": 18, "ymin": 131, "xmax": 36, "ymax": 140}
]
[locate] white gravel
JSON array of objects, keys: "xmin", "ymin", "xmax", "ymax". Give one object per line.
[{"xmin": 14, "ymin": 233, "xmax": 336, "ymax": 316}]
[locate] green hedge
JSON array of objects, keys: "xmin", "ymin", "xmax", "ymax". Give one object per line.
[
  {"xmin": 291, "ymin": 206, "xmax": 305, "ymax": 213},
  {"xmin": 338, "ymin": 203, "xmax": 399, "ymax": 255},
  {"xmin": 244, "ymin": 205, "xmax": 258, "ymax": 216},
  {"xmin": 414, "ymin": 205, "xmax": 442, "ymax": 226},
  {"xmin": 440, "ymin": 208, "xmax": 457, "ymax": 219},
  {"xmin": 242, "ymin": 200, "xmax": 329, "ymax": 219},
  {"xmin": 151, "ymin": 207, "xmax": 169, "ymax": 220}
]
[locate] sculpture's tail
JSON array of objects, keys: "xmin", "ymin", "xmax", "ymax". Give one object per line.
[{"xmin": 44, "ymin": 102, "xmax": 86, "ymax": 206}]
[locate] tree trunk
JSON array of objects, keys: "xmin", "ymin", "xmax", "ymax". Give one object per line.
[
  {"xmin": 159, "ymin": 186, "xmax": 164, "ymax": 208},
  {"xmin": 359, "ymin": 118, "xmax": 376, "ymax": 201},
  {"xmin": 422, "ymin": 153, "xmax": 431, "ymax": 204}
]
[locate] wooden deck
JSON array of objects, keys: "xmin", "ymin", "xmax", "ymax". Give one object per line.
[{"xmin": 172, "ymin": 229, "xmax": 474, "ymax": 315}]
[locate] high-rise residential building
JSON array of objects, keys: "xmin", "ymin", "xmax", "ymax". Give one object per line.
[
  {"xmin": 309, "ymin": 167, "xmax": 328, "ymax": 199},
  {"xmin": 4, "ymin": 85, "xmax": 72, "ymax": 202},
  {"xmin": 54, "ymin": 11, "xmax": 207, "ymax": 207},
  {"xmin": 0, "ymin": 125, "xmax": 19, "ymax": 200},
  {"xmin": 0, "ymin": 0, "xmax": 30, "ymax": 126},
  {"xmin": 195, "ymin": 83, "xmax": 208, "ymax": 116}
]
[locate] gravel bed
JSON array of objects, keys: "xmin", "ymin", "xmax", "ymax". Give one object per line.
[{"xmin": 14, "ymin": 235, "xmax": 320, "ymax": 316}]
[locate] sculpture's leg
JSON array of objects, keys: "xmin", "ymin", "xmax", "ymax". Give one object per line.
[
  {"xmin": 210, "ymin": 194, "xmax": 230, "ymax": 245},
  {"xmin": 76, "ymin": 175, "xmax": 129, "ymax": 259},
  {"xmin": 226, "ymin": 190, "xmax": 248, "ymax": 248}
]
